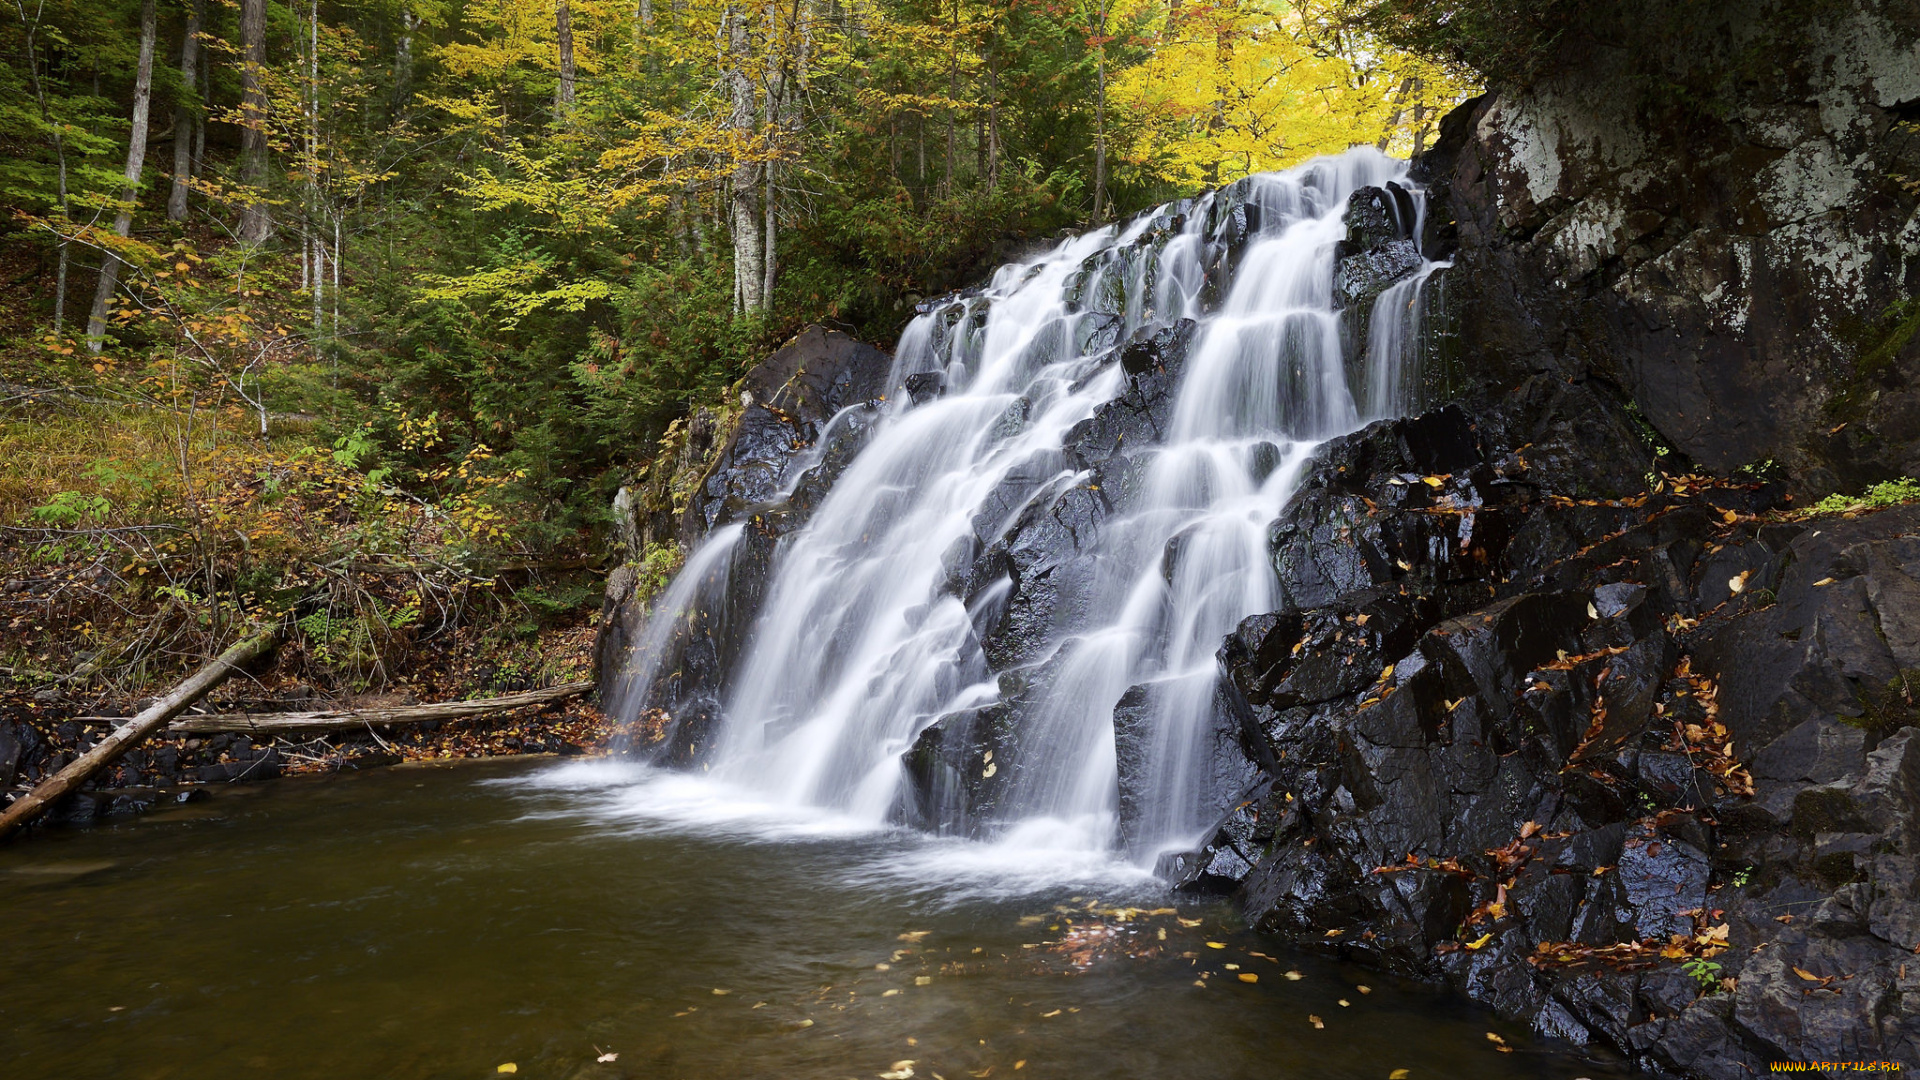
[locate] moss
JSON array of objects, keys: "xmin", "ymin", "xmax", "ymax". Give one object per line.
[
  {"xmin": 1807, "ymin": 477, "xmax": 1920, "ymax": 516},
  {"xmin": 1848, "ymin": 669, "xmax": 1920, "ymax": 738}
]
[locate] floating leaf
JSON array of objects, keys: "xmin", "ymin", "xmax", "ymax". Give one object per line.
[
  {"xmin": 497, "ymin": 1066, "xmax": 518, "ymax": 1075},
  {"xmin": 1390, "ymin": 1070, "xmax": 1411, "ymax": 1079},
  {"xmin": 712, "ymin": 988, "xmax": 731, "ymax": 995},
  {"xmin": 1206, "ymin": 941, "xmax": 1227, "ymax": 949},
  {"xmin": 1238, "ymin": 973, "xmax": 1258, "ymax": 983},
  {"xmin": 915, "ymin": 976, "xmax": 932, "ymax": 986},
  {"xmin": 899, "ymin": 931, "xmax": 931, "ymax": 942},
  {"xmin": 1308, "ymin": 1015, "xmax": 1325, "ymax": 1029},
  {"xmin": 879, "ymin": 1060, "xmax": 916, "ymax": 1079},
  {"xmin": 1041, "ymin": 1009, "xmax": 1061, "ymax": 1017},
  {"xmin": 1356, "ymin": 985, "xmax": 1372, "ymax": 994},
  {"xmin": 1338, "ymin": 999, "xmax": 1351, "ymax": 1006},
  {"xmin": 1284, "ymin": 970, "xmax": 1304, "ymax": 981},
  {"xmin": 1178, "ymin": 918, "xmax": 1203, "ymax": 927},
  {"xmin": 598, "ymin": 1051, "xmax": 619, "ymax": 1063}
]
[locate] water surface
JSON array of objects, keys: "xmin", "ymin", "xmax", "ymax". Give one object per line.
[{"xmin": 1, "ymin": 760, "xmax": 1631, "ymax": 1079}]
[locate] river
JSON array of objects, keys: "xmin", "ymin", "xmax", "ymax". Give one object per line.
[{"xmin": 1, "ymin": 759, "xmax": 1632, "ymax": 1079}]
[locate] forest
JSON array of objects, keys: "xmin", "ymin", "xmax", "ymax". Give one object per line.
[{"xmin": 0, "ymin": 0, "xmax": 1471, "ymax": 691}]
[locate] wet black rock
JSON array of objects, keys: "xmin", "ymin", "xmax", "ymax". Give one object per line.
[
  {"xmin": 595, "ymin": 325, "xmax": 896, "ymax": 733},
  {"xmin": 1186, "ymin": 387, "xmax": 1920, "ymax": 1075}
]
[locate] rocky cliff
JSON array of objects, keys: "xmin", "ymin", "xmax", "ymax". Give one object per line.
[{"xmin": 1162, "ymin": 3, "xmax": 1920, "ymax": 1074}]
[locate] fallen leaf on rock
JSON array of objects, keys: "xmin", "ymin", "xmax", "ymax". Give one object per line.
[
  {"xmin": 1814, "ymin": 577, "xmax": 1835, "ymax": 587},
  {"xmin": 1465, "ymin": 933, "xmax": 1494, "ymax": 950}
]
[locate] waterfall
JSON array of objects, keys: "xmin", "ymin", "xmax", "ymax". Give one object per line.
[{"xmin": 612, "ymin": 148, "xmax": 1449, "ymax": 867}]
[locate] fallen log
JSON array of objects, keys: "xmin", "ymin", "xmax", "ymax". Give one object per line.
[
  {"xmin": 0, "ymin": 628, "xmax": 279, "ymax": 842},
  {"xmin": 158, "ymin": 679, "xmax": 593, "ymax": 734}
]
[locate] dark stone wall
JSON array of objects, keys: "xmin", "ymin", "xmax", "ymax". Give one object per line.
[{"xmin": 1414, "ymin": 0, "xmax": 1920, "ymax": 493}]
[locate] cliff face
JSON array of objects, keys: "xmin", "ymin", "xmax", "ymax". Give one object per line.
[
  {"xmin": 1168, "ymin": 5, "xmax": 1920, "ymax": 1074},
  {"xmin": 1418, "ymin": 0, "xmax": 1920, "ymax": 491}
]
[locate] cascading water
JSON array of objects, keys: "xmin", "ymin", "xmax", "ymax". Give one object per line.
[{"xmin": 610, "ymin": 147, "xmax": 1449, "ymax": 869}]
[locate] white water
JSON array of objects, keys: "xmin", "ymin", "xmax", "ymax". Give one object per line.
[{"xmin": 611, "ymin": 148, "xmax": 1445, "ymax": 872}]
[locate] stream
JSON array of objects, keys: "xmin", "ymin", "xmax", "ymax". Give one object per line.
[{"xmin": 1, "ymin": 759, "xmax": 1632, "ymax": 1079}]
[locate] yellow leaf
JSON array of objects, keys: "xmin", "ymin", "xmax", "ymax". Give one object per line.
[
  {"xmin": 1357, "ymin": 985, "xmax": 1372, "ymax": 994},
  {"xmin": 1485, "ymin": 1032, "xmax": 1506, "ymax": 1046},
  {"xmin": 1206, "ymin": 941, "xmax": 1227, "ymax": 949},
  {"xmin": 1338, "ymin": 998, "xmax": 1351, "ymax": 1006},
  {"xmin": 1814, "ymin": 577, "xmax": 1836, "ymax": 586},
  {"xmin": 1422, "ymin": 476, "xmax": 1444, "ymax": 488},
  {"xmin": 1238, "ymin": 973, "xmax": 1258, "ymax": 983},
  {"xmin": 1793, "ymin": 966, "xmax": 1825, "ymax": 982},
  {"xmin": 1465, "ymin": 933, "xmax": 1494, "ymax": 950},
  {"xmin": 497, "ymin": 1066, "xmax": 517, "ymax": 1075},
  {"xmin": 1309, "ymin": 1015, "xmax": 1325, "ymax": 1029},
  {"xmin": 1390, "ymin": 1070, "xmax": 1412, "ymax": 1079}
]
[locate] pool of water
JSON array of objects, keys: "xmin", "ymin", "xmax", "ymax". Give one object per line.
[{"xmin": 0, "ymin": 758, "xmax": 1632, "ymax": 1079}]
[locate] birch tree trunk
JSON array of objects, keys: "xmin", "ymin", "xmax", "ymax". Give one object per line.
[
  {"xmin": 394, "ymin": 7, "xmax": 417, "ymax": 111},
  {"xmin": 167, "ymin": 0, "xmax": 203, "ymax": 221},
  {"xmin": 727, "ymin": 4, "xmax": 764, "ymax": 314},
  {"xmin": 86, "ymin": 0, "xmax": 157, "ymax": 353},
  {"xmin": 238, "ymin": 0, "xmax": 271, "ymax": 243},
  {"xmin": 555, "ymin": 0, "xmax": 577, "ymax": 115}
]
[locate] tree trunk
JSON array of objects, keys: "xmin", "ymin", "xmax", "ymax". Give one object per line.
[
  {"xmin": 86, "ymin": 0, "xmax": 158, "ymax": 353},
  {"xmin": 555, "ymin": 0, "xmax": 577, "ymax": 115},
  {"xmin": 394, "ymin": 7, "xmax": 417, "ymax": 111},
  {"xmin": 1092, "ymin": 0, "xmax": 1108, "ymax": 224},
  {"xmin": 158, "ymin": 680, "xmax": 593, "ymax": 733},
  {"xmin": 12, "ymin": 0, "xmax": 75, "ymax": 330},
  {"xmin": 238, "ymin": 0, "xmax": 271, "ymax": 243},
  {"xmin": 0, "ymin": 629, "xmax": 278, "ymax": 842},
  {"xmin": 1376, "ymin": 75, "xmax": 1417, "ymax": 152},
  {"xmin": 167, "ymin": 0, "xmax": 203, "ymax": 221},
  {"xmin": 727, "ymin": 4, "xmax": 763, "ymax": 313}
]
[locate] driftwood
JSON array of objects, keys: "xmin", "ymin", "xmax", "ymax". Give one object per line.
[
  {"xmin": 158, "ymin": 679, "xmax": 593, "ymax": 734},
  {"xmin": 0, "ymin": 628, "xmax": 279, "ymax": 841}
]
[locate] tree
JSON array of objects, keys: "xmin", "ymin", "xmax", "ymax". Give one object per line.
[
  {"xmin": 86, "ymin": 0, "xmax": 158, "ymax": 352},
  {"xmin": 238, "ymin": 0, "xmax": 270, "ymax": 242},
  {"xmin": 167, "ymin": 0, "xmax": 203, "ymax": 221}
]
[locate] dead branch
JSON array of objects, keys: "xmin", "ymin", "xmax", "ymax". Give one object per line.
[
  {"xmin": 0, "ymin": 627, "xmax": 280, "ymax": 841},
  {"xmin": 148, "ymin": 679, "xmax": 593, "ymax": 733}
]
